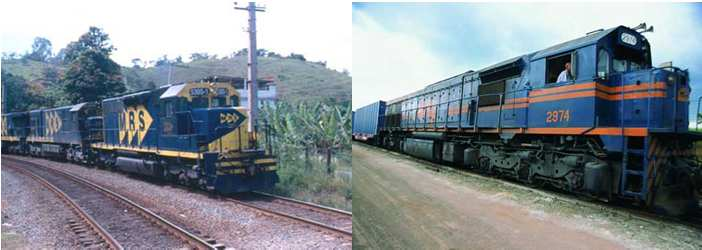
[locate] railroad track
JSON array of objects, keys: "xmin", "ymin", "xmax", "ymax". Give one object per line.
[
  {"xmin": 3, "ymin": 157, "xmax": 223, "ymax": 249},
  {"xmin": 227, "ymin": 191, "xmax": 352, "ymax": 237},
  {"xmin": 357, "ymin": 142, "xmax": 702, "ymax": 232}
]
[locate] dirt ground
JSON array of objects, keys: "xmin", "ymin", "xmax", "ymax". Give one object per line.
[{"xmin": 352, "ymin": 143, "xmax": 702, "ymax": 250}]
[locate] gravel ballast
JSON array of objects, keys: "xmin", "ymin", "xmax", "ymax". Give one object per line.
[
  {"xmin": 1, "ymin": 167, "xmax": 81, "ymax": 249},
  {"xmin": 6, "ymin": 155, "xmax": 351, "ymax": 249}
]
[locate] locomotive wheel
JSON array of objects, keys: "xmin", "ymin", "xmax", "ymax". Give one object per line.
[
  {"xmin": 650, "ymin": 163, "xmax": 698, "ymax": 216},
  {"xmin": 478, "ymin": 156, "xmax": 491, "ymax": 174}
]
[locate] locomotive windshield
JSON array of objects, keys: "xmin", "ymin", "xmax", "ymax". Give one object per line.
[
  {"xmin": 610, "ymin": 43, "xmax": 649, "ymax": 73},
  {"xmin": 612, "ymin": 55, "xmax": 644, "ymax": 72}
]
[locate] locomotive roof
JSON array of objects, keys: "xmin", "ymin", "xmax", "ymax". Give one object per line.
[
  {"xmin": 103, "ymin": 89, "xmax": 154, "ymax": 102},
  {"xmin": 29, "ymin": 102, "xmax": 91, "ymax": 113},
  {"xmin": 1, "ymin": 111, "xmax": 28, "ymax": 117},
  {"xmin": 479, "ymin": 55, "xmax": 528, "ymax": 75},
  {"xmin": 160, "ymin": 83, "xmax": 187, "ymax": 99},
  {"xmin": 532, "ymin": 26, "xmax": 622, "ymax": 60}
]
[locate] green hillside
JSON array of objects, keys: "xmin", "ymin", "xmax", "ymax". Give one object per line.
[
  {"xmin": 123, "ymin": 56, "xmax": 351, "ymax": 103},
  {"xmin": 2, "ymin": 55, "xmax": 351, "ymax": 106}
]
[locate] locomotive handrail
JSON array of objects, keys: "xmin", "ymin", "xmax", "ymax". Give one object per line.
[{"xmin": 673, "ymin": 69, "xmax": 679, "ymax": 132}]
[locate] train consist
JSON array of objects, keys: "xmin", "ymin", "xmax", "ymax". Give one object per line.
[
  {"xmin": 353, "ymin": 25, "xmax": 701, "ymax": 215},
  {"xmin": 2, "ymin": 78, "xmax": 278, "ymax": 193}
]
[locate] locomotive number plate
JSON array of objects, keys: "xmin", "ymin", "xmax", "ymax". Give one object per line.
[
  {"xmin": 190, "ymin": 88, "xmax": 209, "ymax": 96},
  {"xmin": 545, "ymin": 110, "xmax": 570, "ymax": 123}
]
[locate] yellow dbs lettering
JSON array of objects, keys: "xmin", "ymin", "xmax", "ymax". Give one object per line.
[
  {"xmin": 120, "ymin": 105, "xmax": 153, "ymax": 145},
  {"xmin": 545, "ymin": 110, "xmax": 571, "ymax": 123}
]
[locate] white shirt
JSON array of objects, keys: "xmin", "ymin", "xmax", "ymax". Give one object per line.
[{"xmin": 557, "ymin": 70, "xmax": 570, "ymax": 82}]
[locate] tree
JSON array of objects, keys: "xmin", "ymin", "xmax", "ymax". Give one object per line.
[
  {"xmin": 50, "ymin": 48, "xmax": 66, "ymax": 64},
  {"xmin": 25, "ymin": 37, "xmax": 53, "ymax": 62},
  {"xmin": 146, "ymin": 81, "xmax": 157, "ymax": 89},
  {"xmin": 40, "ymin": 66, "xmax": 60, "ymax": 86},
  {"xmin": 288, "ymin": 53, "xmax": 306, "ymax": 61},
  {"xmin": 235, "ymin": 48, "xmax": 248, "ymax": 57},
  {"xmin": 2, "ymin": 52, "xmax": 20, "ymax": 60},
  {"xmin": 173, "ymin": 56, "xmax": 183, "ymax": 64},
  {"xmin": 190, "ymin": 52, "xmax": 209, "ymax": 61},
  {"xmin": 266, "ymin": 51, "xmax": 282, "ymax": 58},
  {"xmin": 155, "ymin": 55, "xmax": 170, "ymax": 67},
  {"xmin": 62, "ymin": 50, "xmax": 125, "ymax": 103},
  {"xmin": 257, "ymin": 49, "xmax": 268, "ymax": 57},
  {"xmin": 1, "ymin": 70, "xmax": 32, "ymax": 112},
  {"xmin": 131, "ymin": 58, "xmax": 142, "ymax": 68},
  {"xmin": 63, "ymin": 26, "xmax": 115, "ymax": 62}
]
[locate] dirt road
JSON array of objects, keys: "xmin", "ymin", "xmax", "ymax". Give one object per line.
[{"xmin": 353, "ymin": 144, "xmax": 629, "ymax": 250}]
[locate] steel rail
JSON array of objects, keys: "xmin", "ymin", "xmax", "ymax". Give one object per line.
[
  {"xmin": 4, "ymin": 157, "xmax": 222, "ymax": 249},
  {"xmin": 251, "ymin": 191, "xmax": 352, "ymax": 216},
  {"xmin": 226, "ymin": 196, "xmax": 352, "ymax": 237},
  {"xmin": 4, "ymin": 164, "xmax": 123, "ymax": 250}
]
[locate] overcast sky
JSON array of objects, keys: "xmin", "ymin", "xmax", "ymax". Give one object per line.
[
  {"xmin": 1, "ymin": 0, "xmax": 351, "ymax": 72},
  {"xmin": 353, "ymin": 3, "xmax": 702, "ymax": 110}
]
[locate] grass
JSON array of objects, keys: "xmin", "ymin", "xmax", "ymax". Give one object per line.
[{"xmin": 267, "ymin": 149, "xmax": 352, "ymax": 211}]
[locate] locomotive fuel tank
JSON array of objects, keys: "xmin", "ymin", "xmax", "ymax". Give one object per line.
[{"xmin": 584, "ymin": 162, "xmax": 611, "ymax": 197}]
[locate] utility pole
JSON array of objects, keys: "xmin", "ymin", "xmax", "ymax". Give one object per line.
[
  {"xmin": 167, "ymin": 63, "xmax": 173, "ymax": 84},
  {"xmin": 1, "ymin": 78, "xmax": 5, "ymax": 114},
  {"xmin": 235, "ymin": 2, "xmax": 265, "ymax": 135}
]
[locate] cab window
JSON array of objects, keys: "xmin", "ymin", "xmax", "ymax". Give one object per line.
[
  {"xmin": 630, "ymin": 62, "xmax": 641, "ymax": 71},
  {"xmin": 597, "ymin": 49, "xmax": 610, "ymax": 78},
  {"xmin": 211, "ymin": 97, "xmax": 227, "ymax": 107},
  {"xmin": 613, "ymin": 59, "xmax": 627, "ymax": 72},
  {"xmin": 191, "ymin": 97, "xmax": 208, "ymax": 109},
  {"xmin": 545, "ymin": 52, "xmax": 574, "ymax": 84},
  {"xmin": 231, "ymin": 95, "xmax": 240, "ymax": 107},
  {"xmin": 611, "ymin": 44, "xmax": 647, "ymax": 73}
]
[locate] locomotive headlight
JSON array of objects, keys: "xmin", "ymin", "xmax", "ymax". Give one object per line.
[{"xmin": 668, "ymin": 75, "xmax": 675, "ymax": 83}]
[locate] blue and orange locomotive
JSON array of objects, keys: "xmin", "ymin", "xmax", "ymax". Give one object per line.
[
  {"xmin": 353, "ymin": 24, "xmax": 701, "ymax": 215},
  {"xmin": 2, "ymin": 78, "xmax": 278, "ymax": 193}
]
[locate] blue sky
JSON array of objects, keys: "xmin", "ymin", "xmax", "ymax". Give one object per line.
[
  {"xmin": 1, "ymin": 0, "xmax": 350, "ymax": 71},
  {"xmin": 352, "ymin": 3, "xmax": 702, "ymax": 123}
]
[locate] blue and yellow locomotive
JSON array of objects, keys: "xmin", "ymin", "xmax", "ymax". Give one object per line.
[
  {"xmin": 1, "ymin": 111, "xmax": 30, "ymax": 154},
  {"xmin": 2, "ymin": 79, "xmax": 278, "ymax": 194},
  {"xmin": 354, "ymin": 25, "xmax": 701, "ymax": 215}
]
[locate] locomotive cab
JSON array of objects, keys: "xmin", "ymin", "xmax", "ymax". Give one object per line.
[{"xmin": 160, "ymin": 81, "xmax": 278, "ymax": 193}]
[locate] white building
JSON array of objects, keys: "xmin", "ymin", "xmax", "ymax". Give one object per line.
[{"xmin": 202, "ymin": 75, "xmax": 277, "ymax": 108}]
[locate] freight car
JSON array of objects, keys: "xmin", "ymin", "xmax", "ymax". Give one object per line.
[
  {"xmin": 355, "ymin": 24, "xmax": 701, "ymax": 216},
  {"xmin": 1, "ymin": 79, "xmax": 278, "ymax": 194},
  {"xmin": 352, "ymin": 101, "xmax": 386, "ymax": 141}
]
